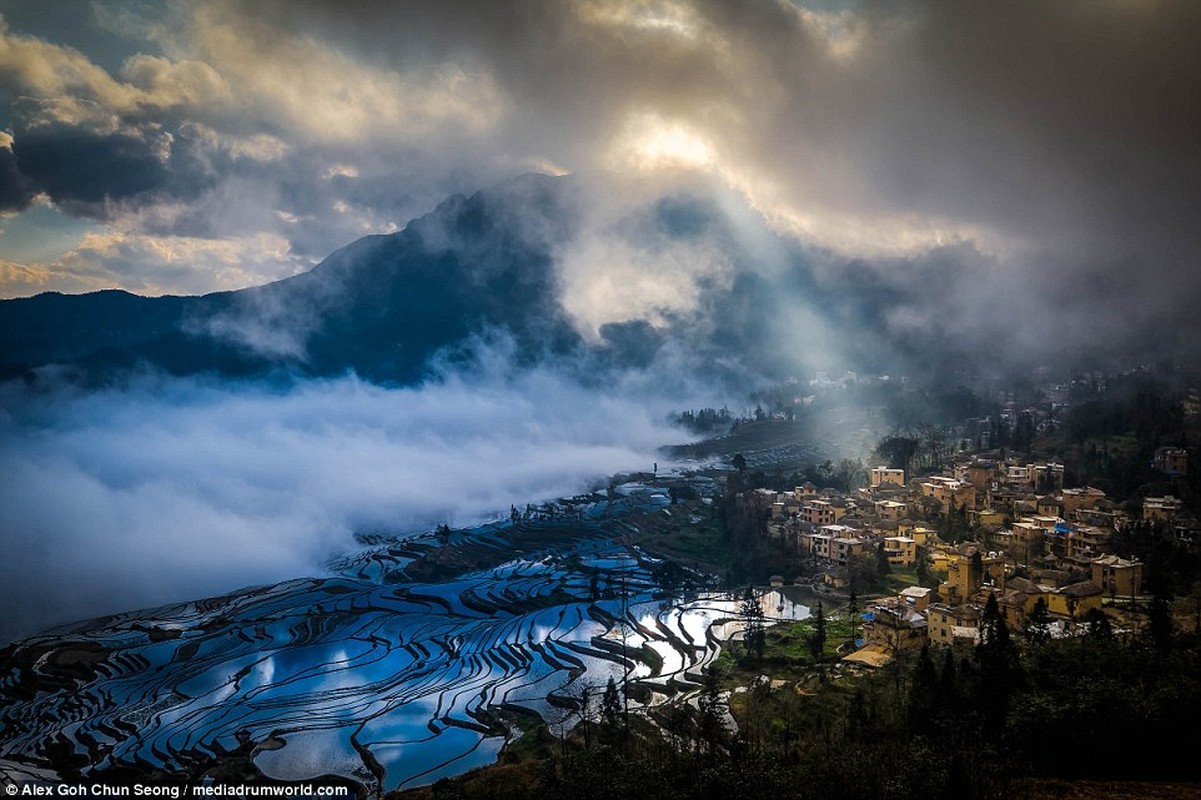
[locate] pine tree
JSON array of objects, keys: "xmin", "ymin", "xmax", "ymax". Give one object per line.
[
  {"xmin": 1149, "ymin": 590, "xmax": 1174, "ymax": 652},
  {"xmin": 976, "ymin": 591, "xmax": 1020, "ymax": 736},
  {"xmin": 979, "ymin": 592, "xmax": 1010, "ymax": 651},
  {"xmin": 601, "ymin": 676, "xmax": 621, "ymax": 728},
  {"xmin": 876, "ymin": 541, "xmax": 892, "ymax": 575},
  {"xmin": 1023, "ymin": 596, "xmax": 1052, "ymax": 646},
  {"xmin": 809, "ymin": 601, "xmax": 827, "ymax": 662},
  {"xmin": 1084, "ymin": 607, "xmax": 1113, "ymax": 642},
  {"xmin": 740, "ymin": 587, "xmax": 766, "ymax": 663},
  {"xmin": 915, "ymin": 546, "xmax": 930, "ymax": 586},
  {"xmin": 697, "ymin": 667, "xmax": 724, "ymax": 756}
]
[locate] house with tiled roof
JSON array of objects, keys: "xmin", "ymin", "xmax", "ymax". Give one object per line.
[{"xmin": 1091, "ymin": 554, "xmax": 1143, "ymax": 598}]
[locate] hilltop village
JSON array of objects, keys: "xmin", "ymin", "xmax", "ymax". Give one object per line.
[
  {"xmin": 751, "ymin": 458, "xmax": 1176, "ymax": 661},
  {"xmin": 716, "ymin": 365, "xmax": 1201, "ymax": 663}
]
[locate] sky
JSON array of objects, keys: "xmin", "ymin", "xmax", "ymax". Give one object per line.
[
  {"xmin": 0, "ymin": 1, "xmax": 1197, "ymax": 328},
  {"xmin": 1, "ymin": 1, "xmax": 1200, "ymax": 641}
]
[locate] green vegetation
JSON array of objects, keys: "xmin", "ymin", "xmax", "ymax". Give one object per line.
[
  {"xmin": 668, "ymin": 407, "xmax": 734, "ymax": 435},
  {"xmin": 711, "ymin": 609, "xmax": 857, "ymax": 686},
  {"xmin": 623, "ymin": 498, "xmax": 756, "ymax": 580},
  {"xmin": 877, "ymin": 567, "xmax": 919, "ymax": 595},
  {"xmin": 626, "ymin": 488, "xmax": 810, "ymax": 587},
  {"xmin": 404, "ymin": 621, "xmax": 1201, "ymax": 800}
]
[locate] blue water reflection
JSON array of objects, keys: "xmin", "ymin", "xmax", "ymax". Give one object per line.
[{"xmin": 0, "ymin": 511, "xmax": 806, "ymax": 792}]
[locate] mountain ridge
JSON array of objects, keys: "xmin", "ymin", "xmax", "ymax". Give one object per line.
[
  {"xmin": 0, "ymin": 173, "xmax": 590, "ymax": 384},
  {"xmin": 2, "ymin": 172, "xmax": 1055, "ymax": 391}
]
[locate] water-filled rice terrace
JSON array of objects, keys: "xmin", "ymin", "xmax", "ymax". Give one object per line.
[{"xmin": 0, "ymin": 494, "xmax": 808, "ymax": 792}]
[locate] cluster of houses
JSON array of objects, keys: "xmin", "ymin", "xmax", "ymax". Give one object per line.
[{"xmin": 749, "ymin": 452, "xmax": 1195, "ymax": 660}]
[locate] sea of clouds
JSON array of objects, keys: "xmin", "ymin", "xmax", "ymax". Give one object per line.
[{"xmin": 0, "ymin": 352, "xmax": 709, "ymax": 644}]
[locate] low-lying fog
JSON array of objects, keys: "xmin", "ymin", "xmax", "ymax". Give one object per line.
[{"xmin": 0, "ymin": 353, "xmax": 707, "ymax": 645}]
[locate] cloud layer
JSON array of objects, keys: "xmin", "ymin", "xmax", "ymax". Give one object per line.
[{"xmin": 0, "ymin": 358, "xmax": 700, "ymax": 644}]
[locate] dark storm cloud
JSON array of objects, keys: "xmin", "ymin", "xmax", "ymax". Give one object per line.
[
  {"xmin": 908, "ymin": 2, "xmax": 1201, "ymax": 244},
  {"xmin": 9, "ymin": 0, "xmax": 1201, "ymax": 253},
  {"xmin": 204, "ymin": 1, "xmax": 1200, "ymax": 342},
  {"xmin": 0, "ymin": 133, "xmax": 35, "ymax": 212},
  {"xmin": 1, "ymin": 0, "xmax": 1198, "ymax": 358},
  {"xmin": 12, "ymin": 122, "xmax": 170, "ymax": 209},
  {"xmin": 710, "ymin": 0, "xmax": 1201, "ymax": 246},
  {"xmin": 696, "ymin": 0, "xmax": 1201, "ymax": 366}
]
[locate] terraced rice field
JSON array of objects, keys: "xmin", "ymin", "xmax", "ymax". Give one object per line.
[
  {"xmin": 666, "ymin": 405, "xmax": 886, "ymax": 471},
  {"xmin": 0, "ymin": 503, "xmax": 807, "ymax": 792}
]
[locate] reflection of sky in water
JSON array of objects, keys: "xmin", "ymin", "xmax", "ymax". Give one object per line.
[{"xmin": 0, "ymin": 518, "xmax": 807, "ymax": 792}]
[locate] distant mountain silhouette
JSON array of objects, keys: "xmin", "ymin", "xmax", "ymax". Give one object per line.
[
  {"xmin": 0, "ymin": 174, "xmax": 589, "ymax": 384},
  {"xmin": 3, "ymin": 172, "xmax": 969, "ymax": 388}
]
